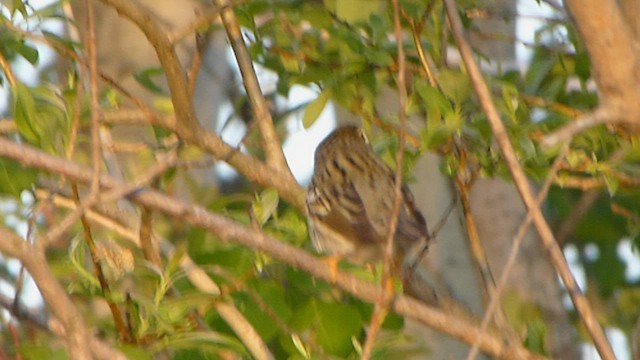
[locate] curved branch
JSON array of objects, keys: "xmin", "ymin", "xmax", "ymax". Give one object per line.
[
  {"xmin": 443, "ymin": 1, "xmax": 615, "ymax": 359},
  {"xmin": 564, "ymin": 0, "xmax": 640, "ymax": 111},
  {"xmin": 0, "ymin": 138, "xmax": 543, "ymax": 359},
  {"xmin": 540, "ymin": 106, "xmax": 616, "ymax": 148}
]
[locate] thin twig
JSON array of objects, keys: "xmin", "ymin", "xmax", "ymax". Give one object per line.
[
  {"xmin": 0, "ymin": 230, "xmax": 128, "ymax": 360},
  {"xmin": 555, "ymin": 190, "xmax": 599, "ymax": 246},
  {"xmin": 443, "ymin": 1, "xmax": 615, "ymax": 358},
  {"xmin": 453, "ymin": 149, "xmax": 515, "ymax": 342},
  {"xmin": 520, "ymin": 94, "xmax": 581, "ymax": 119},
  {"xmin": 0, "ymin": 52, "xmax": 17, "ymax": 87},
  {"xmin": 540, "ymin": 106, "xmax": 616, "ymax": 148},
  {"xmin": 85, "ymin": 0, "xmax": 101, "ymax": 197},
  {"xmin": 362, "ymin": 1, "xmax": 409, "ymax": 358},
  {"xmin": 406, "ymin": 13, "xmax": 438, "ymax": 87},
  {"xmin": 187, "ymin": 30, "xmax": 206, "ymax": 98},
  {"xmin": 466, "ymin": 144, "xmax": 569, "ymax": 360},
  {"xmin": 71, "ymin": 181, "xmax": 131, "ymax": 342},
  {"xmin": 140, "ymin": 206, "xmax": 162, "ymax": 267}
]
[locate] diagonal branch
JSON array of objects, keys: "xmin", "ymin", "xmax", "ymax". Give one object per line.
[
  {"xmin": 0, "ymin": 138, "xmax": 543, "ymax": 359},
  {"xmin": 467, "ymin": 145, "xmax": 569, "ymax": 360},
  {"xmin": 362, "ymin": 0, "xmax": 409, "ymax": 357},
  {"xmin": 0, "ymin": 228, "xmax": 125, "ymax": 360},
  {"xmin": 211, "ymin": 0, "xmax": 293, "ymax": 174},
  {"xmin": 443, "ymin": 0, "xmax": 615, "ymax": 359},
  {"xmin": 0, "ymin": 272, "xmax": 127, "ymax": 360}
]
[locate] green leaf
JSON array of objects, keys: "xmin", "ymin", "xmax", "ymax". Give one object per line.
[
  {"xmin": 414, "ymin": 81, "xmax": 452, "ymax": 115},
  {"xmin": 252, "ymin": 188, "xmax": 279, "ymax": 226},
  {"xmin": 0, "ymin": 158, "xmax": 37, "ymax": 197},
  {"xmin": 12, "ymin": 83, "xmax": 40, "ymax": 144},
  {"xmin": 13, "ymin": 41, "xmax": 39, "ymax": 64},
  {"xmin": 593, "ymin": 243, "xmax": 626, "ymax": 298},
  {"xmin": 171, "ymin": 349, "xmax": 217, "ymax": 360},
  {"xmin": 118, "ymin": 345, "xmax": 154, "ymax": 360},
  {"xmin": 438, "ymin": 69, "xmax": 471, "ymax": 103},
  {"xmin": 157, "ymin": 331, "xmax": 247, "ymax": 355},
  {"xmin": 523, "ymin": 321, "xmax": 548, "ymax": 355},
  {"xmin": 12, "ymin": 82, "xmax": 70, "ymax": 153},
  {"xmin": 302, "ymin": 90, "xmax": 330, "ymax": 129},
  {"xmin": 42, "ymin": 30, "xmax": 83, "ymax": 52},
  {"xmin": 10, "ymin": 0, "xmax": 28, "ymax": 18},
  {"xmin": 325, "ymin": 0, "xmax": 384, "ymax": 24},
  {"xmin": 575, "ymin": 51, "xmax": 591, "ymax": 82},
  {"xmin": 237, "ymin": 281, "xmax": 291, "ymax": 341},
  {"xmin": 18, "ymin": 343, "xmax": 67, "ymax": 360},
  {"xmin": 134, "ymin": 67, "xmax": 166, "ymax": 94},
  {"xmin": 68, "ymin": 239, "xmax": 101, "ymax": 291},
  {"xmin": 294, "ymin": 300, "xmax": 362, "ymax": 356}
]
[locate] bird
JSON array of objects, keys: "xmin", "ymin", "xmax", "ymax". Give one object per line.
[{"xmin": 306, "ymin": 126, "xmax": 429, "ymax": 269}]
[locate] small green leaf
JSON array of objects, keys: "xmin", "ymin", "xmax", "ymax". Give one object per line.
[
  {"xmin": 68, "ymin": 239, "xmax": 101, "ymax": 291},
  {"xmin": 294, "ymin": 300, "xmax": 362, "ymax": 356},
  {"xmin": 134, "ymin": 67, "xmax": 165, "ymax": 94},
  {"xmin": 414, "ymin": 81, "xmax": 452, "ymax": 115},
  {"xmin": 438, "ymin": 69, "xmax": 471, "ymax": 103},
  {"xmin": 13, "ymin": 41, "xmax": 39, "ymax": 64},
  {"xmin": 331, "ymin": 0, "xmax": 384, "ymax": 24},
  {"xmin": 12, "ymin": 82, "xmax": 70, "ymax": 153},
  {"xmin": 252, "ymin": 188, "xmax": 279, "ymax": 226},
  {"xmin": 42, "ymin": 30, "xmax": 83, "ymax": 52},
  {"xmin": 18, "ymin": 343, "xmax": 67, "ymax": 360},
  {"xmin": 575, "ymin": 51, "xmax": 591, "ymax": 82},
  {"xmin": 291, "ymin": 333, "xmax": 311, "ymax": 358},
  {"xmin": 524, "ymin": 321, "xmax": 547, "ymax": 355},
  {"xmin": 0, "ymin": 158, "xmax": 37, "ymax": 197},
  {"xmin": 12, "ymin": 83, "xmax": 39, "ymax": 144},
  {"xmin": 302, "ymin": 90, "xmax": 330, "ymax": 129},
  {"xmin": 11, "ymin": 0, "xmax": 28, "ymax": 18}
]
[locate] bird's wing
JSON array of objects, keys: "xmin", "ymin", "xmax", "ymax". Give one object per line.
[
  {"xmin": 307, "ymin": 179, "xmax": 381, "ymax": 256},
  {"xmin": 351, "ymin": 164, "xmax": 428, "ymax": 253}
]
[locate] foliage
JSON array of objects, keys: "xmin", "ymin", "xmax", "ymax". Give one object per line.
[{"xmin": 0, "ymin": 0, "xmax": 638, "ymax": 359}]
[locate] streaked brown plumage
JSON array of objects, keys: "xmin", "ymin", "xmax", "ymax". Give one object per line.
[{"xmin": 306, "ymin": 126, "xmax": 429, "ymax": 265}]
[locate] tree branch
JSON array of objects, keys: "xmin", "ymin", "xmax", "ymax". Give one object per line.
[{"xmin": 443, "ymin": 0, "xmax": 615, "ymax": 358}]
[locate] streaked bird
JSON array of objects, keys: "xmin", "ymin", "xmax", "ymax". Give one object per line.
[{"xmin": 306, "ymin": 126, "xmax": 429, "ymax": 267}]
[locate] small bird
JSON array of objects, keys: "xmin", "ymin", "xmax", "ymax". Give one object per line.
[{"xmin": 306, "ymin": 126, "xmax": 429, "ymax": 267}]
